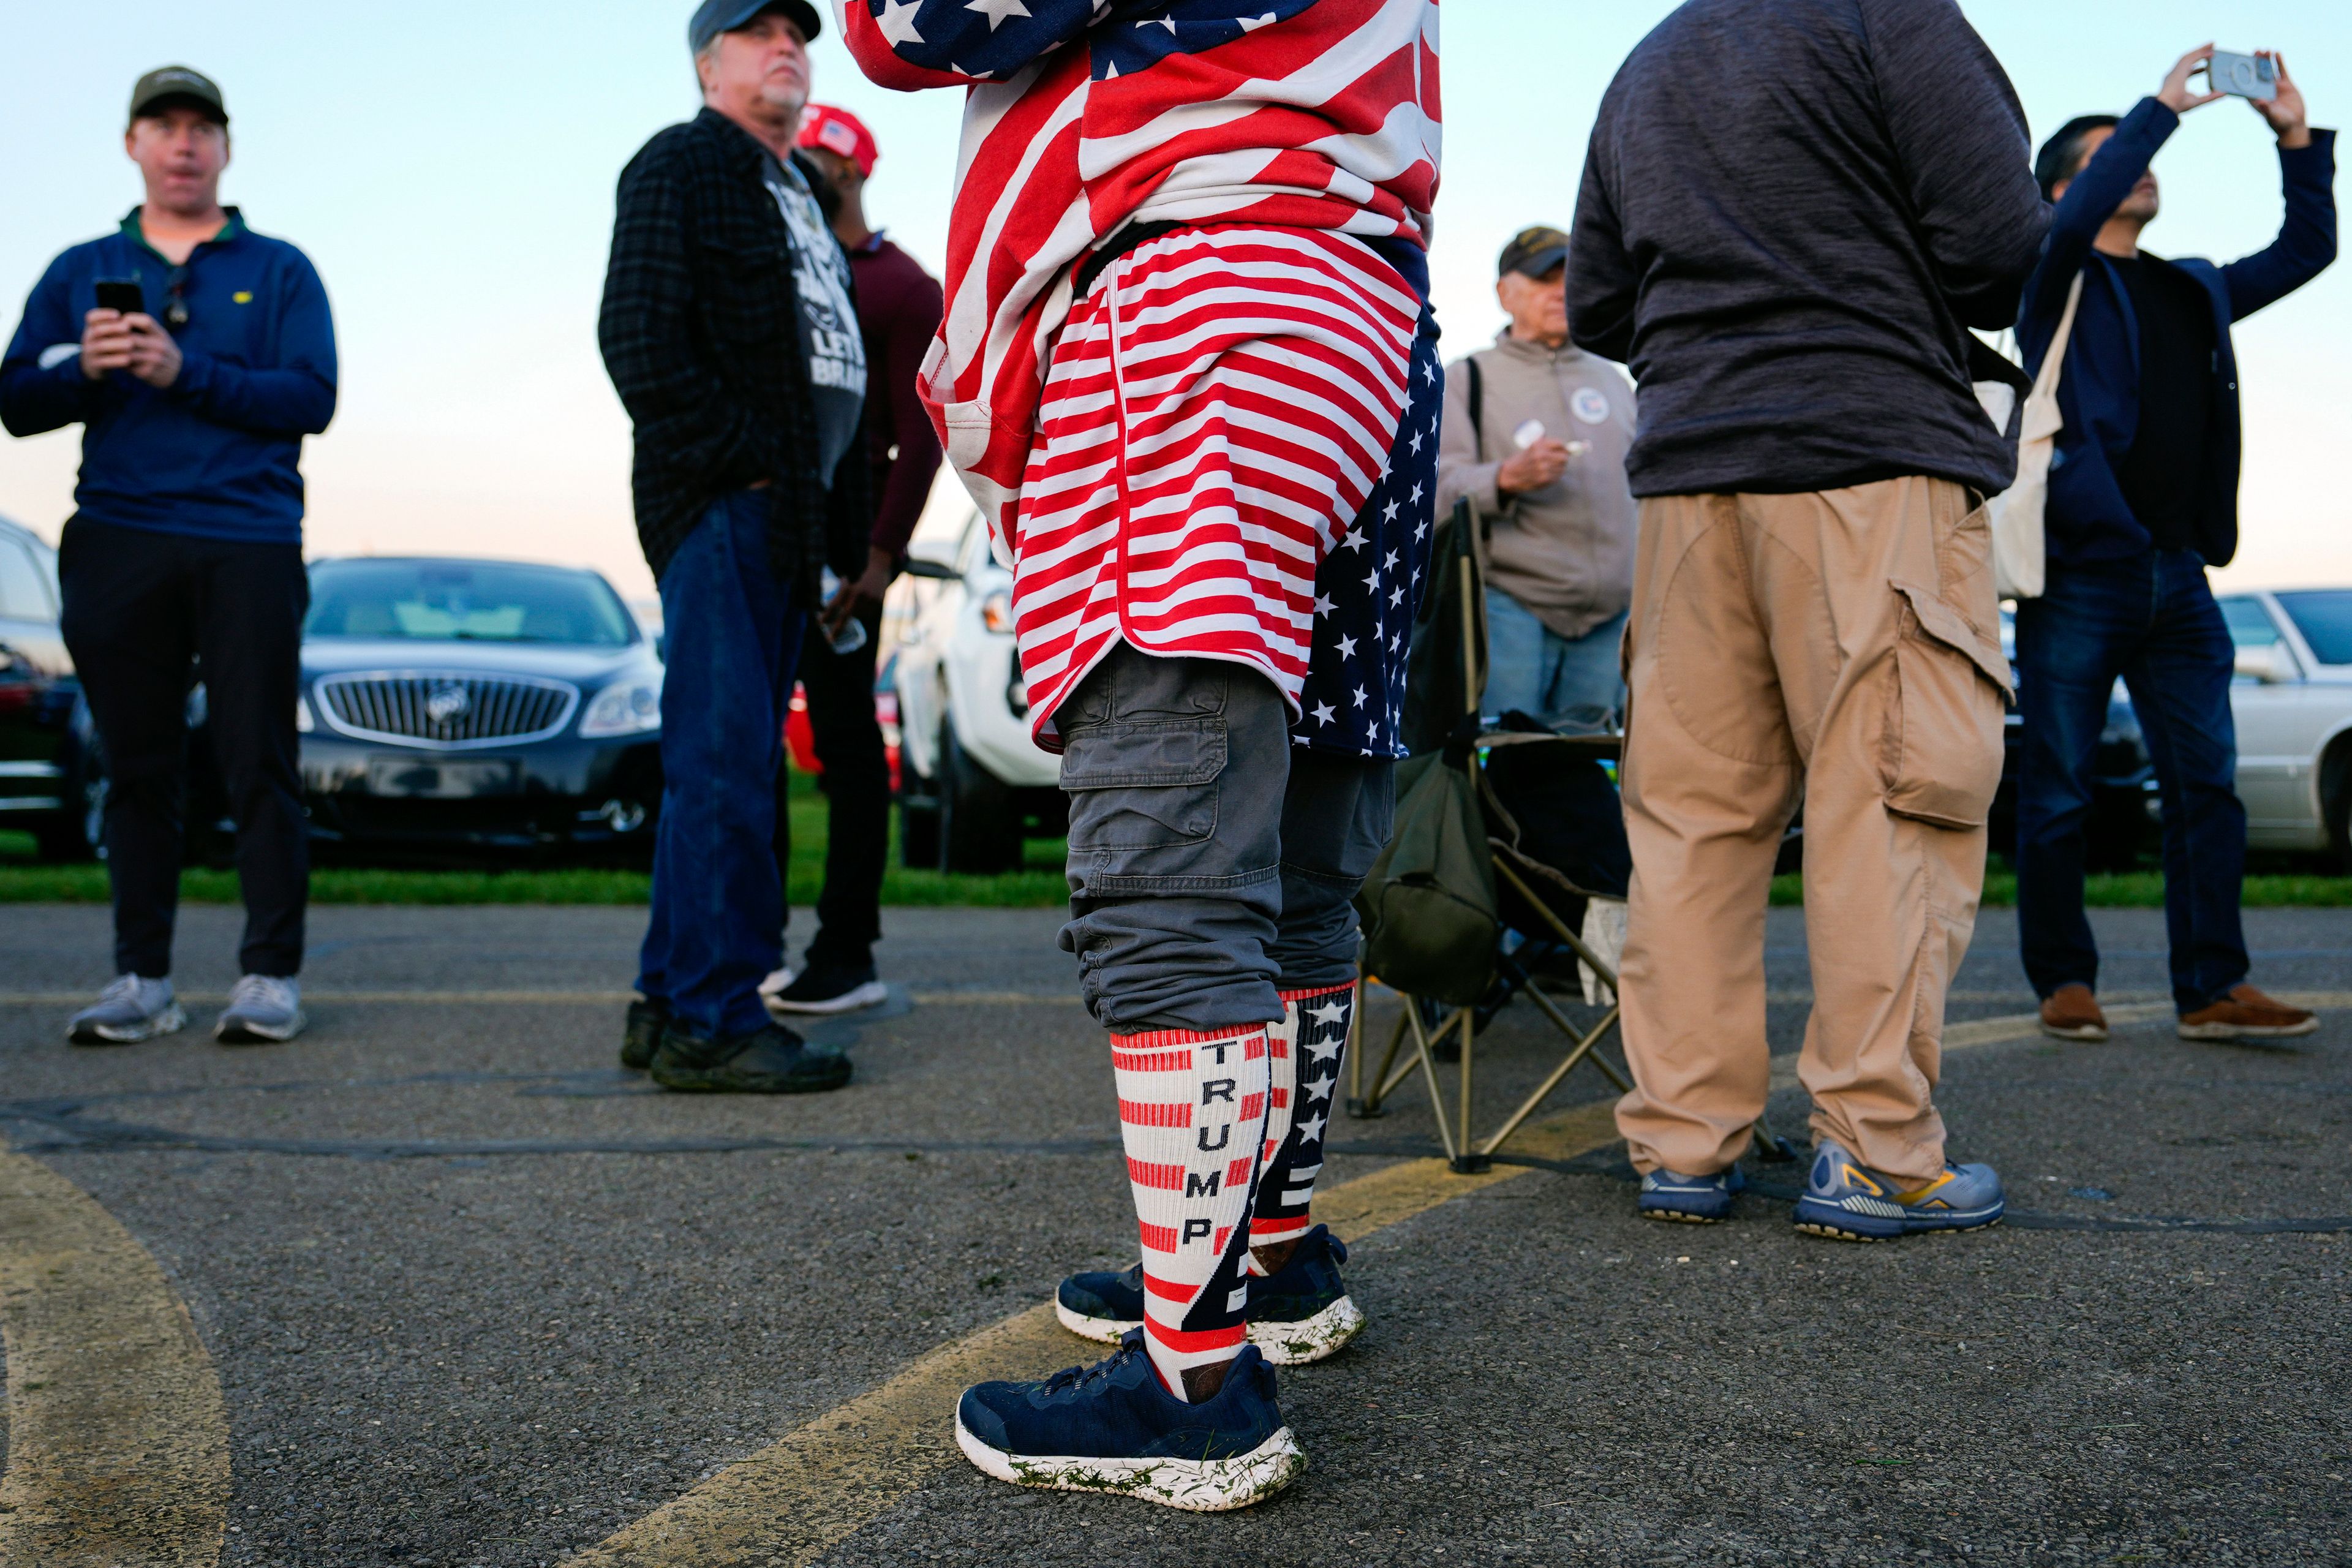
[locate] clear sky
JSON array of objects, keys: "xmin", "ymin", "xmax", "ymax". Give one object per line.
[{"xmin": 2, "ymin": 1, "xmax": 2346, "ymax": 601}]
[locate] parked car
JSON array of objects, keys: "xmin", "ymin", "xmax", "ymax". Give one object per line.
[
  {"xmin": 292, "ymin": 557, "xmax": 665, "ymax": 864},
  {"xmin": 2216, "ymin": 588, "xmax": 2352, "ymax": 867},
  {"xmin": 888, "ymin": 510, "xmax": 1064, "ymax": 872},
  {"xmin": 0, "ymin": 514, "xmax": 89, "ymax": 859}
]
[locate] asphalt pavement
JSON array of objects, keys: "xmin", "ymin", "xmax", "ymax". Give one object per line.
[{"xmin": 1, "ymin": 902, "xmax": 2348, "ymax": 1567}]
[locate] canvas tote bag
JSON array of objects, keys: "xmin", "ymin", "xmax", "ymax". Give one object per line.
[{"xmin": 1977, "ymin": 275, "xmax": 2084, "ymax": 601}]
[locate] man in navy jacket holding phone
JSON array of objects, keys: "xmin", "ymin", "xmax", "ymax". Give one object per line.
[
  {"xmin": 0, "ymin": 66, "xmax": 336, "ymax": 1047},
  {"xmin": 2014, "ymin": 45, "xmax": 2334, "ymax": 1047}
]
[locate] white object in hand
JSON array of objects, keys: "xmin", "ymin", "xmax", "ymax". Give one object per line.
[
  {"xmin": 1564, "ymin": 441, "xmax": 1591, "ymax": 460},
  {"xmin": 1511, "ymin": 419, "xmax": 1547, "ymax": 451}
]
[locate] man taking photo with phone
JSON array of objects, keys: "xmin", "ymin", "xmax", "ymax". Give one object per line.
[
  {"xmin": 1, "ymin": 66, "xmax": 336, "ymax": 1047},
  {"xmin": 2015, "ymin": 47, "xmax": 2336, "ymax": 1047}
]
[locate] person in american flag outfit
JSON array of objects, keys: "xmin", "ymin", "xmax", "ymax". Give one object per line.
[{"xmin": 841, "ymin": 0, "xmax": 1439, "ymax": 1511}]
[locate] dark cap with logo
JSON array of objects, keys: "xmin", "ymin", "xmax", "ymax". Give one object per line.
[
  {"xmin": 1498, "ymin": 225, "xmax": 1569, "ymax": 279},
  {"xmin": 129, "ymin": 66, "xmax": 228, "ymax": 128},
  {"xmin": 688, "ymin": 0, "xmax": 823, "ymax": 54}
]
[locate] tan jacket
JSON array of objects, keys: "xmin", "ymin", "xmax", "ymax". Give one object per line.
[{"xmin": 1436, "ymin": 331, "xmax": 1638, "ymax": 641}]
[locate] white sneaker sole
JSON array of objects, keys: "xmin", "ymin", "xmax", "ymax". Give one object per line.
[
  {"xmin": 2040, "ymin": 1021, "xmax": 2109, "ymax": 1042},
  {"xmin": 2177, "ymin": 1017, "xmax": 2318, "ymax": 1041},
  {"xmin": 954, "ymin": 1417, "xmax": 1305, "ymax": 1511},
  {"xmin": 68, "ymin": 1001, "xmax": 187, "ymax": 1045},
  {"xmin": 216, "ymin": 1008, "xmax": 306, "ymax": 1045},
  {"xmin": 766, "ymin": 979, "xmax": 891, "ymax": 1017},
  {"xmin": 1054, "ymin": 1294, "xmax": 1365, "ymax": 1366}
]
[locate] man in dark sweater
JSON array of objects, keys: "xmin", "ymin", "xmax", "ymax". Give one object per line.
[
  {"xmin": 598, "ymin": 0, "xmax": 870, "ymax": 1094},
  {"xmin": 763, "ymin": 104, "xmax": 945, "ymax": 1017},
  {"xmin": 1570, "ymin": 0, "xmax": 2048, "ymax": 1240},
  {"xmin": 2013, "ymin": 47, "xmax": 2335, "ymax": 1049},
  {"xmin": 1, "ymin": 66, "xmax": 334, "ymax": 1049}
]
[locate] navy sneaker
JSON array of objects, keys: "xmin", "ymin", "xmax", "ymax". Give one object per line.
[
  {"xmin": 1792, "ymin": 1139, "xmax": 2005, "ymax": 1242},
  {"xmin": 955, "ymin": 1330, "xmax": 1304, "ymax": 1510},
  {"xmin": 1638, "ymin": 1164, "xmax": 1746, "ymax": 1224},
  {"xmin": 1055, "ymin": 1225, "xmax": 1365, "ymax": 1365}
]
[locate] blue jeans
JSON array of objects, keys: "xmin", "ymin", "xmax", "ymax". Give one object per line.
[
  {"xmin": 2013, "ymin": 549, "xmax": 2245, "ymax": 1012},
  {"xmin": 1483, "ymin": 590, "xmax": 1626, "ymax": 728},
  {"xmin": 637, "ymin": 491, "xmax": 806, "ymax": 1038}
]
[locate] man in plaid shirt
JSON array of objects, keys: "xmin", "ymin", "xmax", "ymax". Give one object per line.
[{"xmin": 598, "ymin": 0, "xmax": 870, "ymax": 1095}]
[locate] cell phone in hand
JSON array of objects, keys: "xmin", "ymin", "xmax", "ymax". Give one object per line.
[
  {"xmin": 93, "ymin": 280, "xmax": 145, "ymax": 316},
  {"xmin": 2202, "ymin": 51, "xmax": 2278, "ymax": 102}
]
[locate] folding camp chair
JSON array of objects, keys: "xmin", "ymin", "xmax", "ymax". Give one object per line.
[{"xmin": 1344, "ymin": 518, "xmax": 1636, "ymax": 1174}]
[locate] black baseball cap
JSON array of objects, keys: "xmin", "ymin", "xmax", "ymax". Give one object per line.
[
  {"xmin": 129, "ymin": 66, "xmax": 227, "ymax": 129},
  {"xmin": 1498, "ymin": 225, "xmax": 1569, "ymax": 279},
  {"xmin": 689, "ymin": 0, "xmax": 823, "ymax": 54}
]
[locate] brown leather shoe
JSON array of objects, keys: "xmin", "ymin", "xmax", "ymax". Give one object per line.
[
  {"xmin": 2178, "ymin": 984, "xmax": 2318, "ymax": 1041},
  {"xmin": 2038, "ymin": 983, "xmax": 2108, "ymax": 1042}
]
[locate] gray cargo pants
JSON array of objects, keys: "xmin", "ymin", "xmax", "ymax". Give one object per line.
[{"xmin": 1056, "ymin": 644, "xmax": 1395, "ymax": 1035}]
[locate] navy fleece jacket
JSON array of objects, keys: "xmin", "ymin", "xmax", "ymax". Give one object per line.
[
  {"xmin": 2017, "ymin": 99, "xmax": 2336, "ymax": 569},
  {"xmin": 0, "ymin": 209, "xmax": 337, "ymax": 545}
]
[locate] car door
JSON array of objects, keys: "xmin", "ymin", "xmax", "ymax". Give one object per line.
[
  {"xmin": 2217, "ymin": 594, "xmax": 2313, "ymax": 845},
  {"xmin": 0, "ymin": 529, "xmax": 72, "ymax": 816}
]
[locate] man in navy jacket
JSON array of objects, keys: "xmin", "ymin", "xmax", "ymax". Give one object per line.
[
  {"xmin": 2014, "ymin": 46, "xmax": 2334, "ymax": 1046},
  {"xmin": 0, "ymin": 67, "xmax": 336, "ymax": 1047}
]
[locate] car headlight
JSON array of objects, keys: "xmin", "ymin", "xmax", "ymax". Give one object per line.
[
  {"xmin": 295, "ymin": 693, "xmax": 315, "ymax": 733},
  {"xmin": 980, "ymin": 589, "xmax": 1014, "ymax": 636},
  {"xmin": 579, "ymin": 679, "xmax": 663, "ymax": 738}
]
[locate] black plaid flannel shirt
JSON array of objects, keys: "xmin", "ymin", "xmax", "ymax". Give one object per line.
[{"xmin": 598, "ymin": 108, "xmax": 870, "ymax": 590}]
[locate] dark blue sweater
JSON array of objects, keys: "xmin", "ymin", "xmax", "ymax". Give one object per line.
[
  {"xmin": 0, "ymin": 209, "xmax": 337, "ymax": 545},
  {"xmin": 2017, "ymin": 100, "xmax": 2336, "ymax": 570}
]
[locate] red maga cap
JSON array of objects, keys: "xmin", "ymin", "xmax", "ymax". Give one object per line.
[{"xmin": 797, "ymin": 103, "xmax": 878, "ymax": 178}]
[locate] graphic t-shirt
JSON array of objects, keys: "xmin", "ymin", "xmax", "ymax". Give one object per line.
[{"xmin": 761, "ymin": 154, "xmax": 867, "ymax": 489}]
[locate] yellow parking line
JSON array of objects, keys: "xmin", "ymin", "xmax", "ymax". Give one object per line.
[{"xmin": 0, "ymin": 1140, "xmax": 228, "ymax": 1568}]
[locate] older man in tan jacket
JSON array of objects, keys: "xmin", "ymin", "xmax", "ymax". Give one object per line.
[{"xmin": 1437, "ymin": 225, "xmax": 1638, "ymax": 727}]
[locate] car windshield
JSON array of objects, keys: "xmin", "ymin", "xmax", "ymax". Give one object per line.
[
  {"xmin": 305, "ymin": 560, "xmax": 635, "ymax": 646},
  {"xmin": 2277, "ymin": 591, "xmax": 2352, "ymax": 666}
]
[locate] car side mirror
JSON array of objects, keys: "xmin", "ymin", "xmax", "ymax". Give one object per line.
[
  {"xmin": 2233, "ymin": 642, "xmax": 2299, "ymax": 684},
  {"xmin": 902, "ymin": 557, "xmax": 960, "ymax": 581}
]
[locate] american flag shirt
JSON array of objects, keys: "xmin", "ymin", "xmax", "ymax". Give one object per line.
[{"xmin": 839, "ymin": 0, "xmax": 1442, "ymax": 756}]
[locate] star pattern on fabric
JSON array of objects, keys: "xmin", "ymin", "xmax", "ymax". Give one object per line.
[
  {"xmin": 1292, "ymin": 298, "xmax": 1439, "ymax": 760},
  {"xmin": 964, "ymin": 0, "xmax": 1031, "ymax": 27},
  {"xmin": 876, "ymin": 0, "xmax": 926, "ymax": 44}
]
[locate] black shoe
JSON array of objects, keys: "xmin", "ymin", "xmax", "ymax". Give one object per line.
[
  {"xmin": 622, "ymin": 997, "xmax": 671, "ymax": 1071},
  {"xmin": 765, "ymin": 960, "xmax": 889, "ymax": 1017},
  {"xmin": 650, "ymin": 1022, "xmax": 853, "ymax": 1094}
]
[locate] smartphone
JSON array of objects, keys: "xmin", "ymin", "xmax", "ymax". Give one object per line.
[
  {"xmin": 93, "ymin": 279, "xmax": 145, "ymax": 315},
  {"xmin": 2203, "ymin": 51, "xmax": 2278, "ymax": 103}
]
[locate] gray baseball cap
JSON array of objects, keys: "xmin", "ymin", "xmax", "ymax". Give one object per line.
[
  {"xmin": 129, "ymin": 65, "xmax": 227, "ymax": 128},
  {"xmin": 688, "ymin": 0, "xmax": 823, "ymax": 54}
]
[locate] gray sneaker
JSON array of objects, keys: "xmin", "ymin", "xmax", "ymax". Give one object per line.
[
  {"xmin": 216, "ymin": 975, "xmax": 306, "ymax": 1045},
  {"xmin": 67, "ymin": 975, "xmax": 187, "ymax": 1046}
]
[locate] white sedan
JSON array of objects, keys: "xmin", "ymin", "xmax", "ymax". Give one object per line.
[
  {"xmin": 887, "ymin": 508, "xmax": 1063, "ymax": 873},
  {"xmin": 2218, "ymin": 588, "xmax": 2352, "ymax": 865}
]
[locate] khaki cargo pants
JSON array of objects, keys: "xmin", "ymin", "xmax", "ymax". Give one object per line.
[{"xmin": 1614, "ymin": 477, "xmax": 2011, "ymax": 1185}]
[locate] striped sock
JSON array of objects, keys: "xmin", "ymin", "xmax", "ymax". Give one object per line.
[
  {"xmin": 1249, "ymin": 986, "xmax": 1352, "ymax": 1258},
  {"xmin": 1114, "ymin": 1024, "xmax": 1271, "ymax": 1401}
]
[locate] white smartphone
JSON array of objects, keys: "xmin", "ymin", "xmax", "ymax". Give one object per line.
[{"xmin": 2203, "ymin": 51, "xmax": 2278, "ymax": 103}]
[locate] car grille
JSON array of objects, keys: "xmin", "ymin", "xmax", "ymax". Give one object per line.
[{"xmin": 314, "ymin": 672, "xmax": 579, "ymax": 750}]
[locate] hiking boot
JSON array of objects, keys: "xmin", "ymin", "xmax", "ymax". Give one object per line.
[
  {"xmin": 1055, "ymin": 1224, "xmax": 1365, "ymax": 1366},
  {"xmin": 1792, "ymin": 1139, "xmax": 2005, "ymax": 1242},
  {"xmin": 1639, "ymin": 1164, "xmax": 1746, "ymax": 1224},
  {"xmin": 622, "ymin": 997, "xmax": 671, "ymax": 1071},
  {"xmin": 2177, "ymin": 984, "xmax": 2318, "ymax": 1042},
  {"xmin": 67, "ymin": 975, "xmax": 185, "ymax": 1046},
  {"xmin": 649, "ymin": 1022, "xmax": 851, "ymax": 1094},
  {"xmin": 955, "ymin": 1330, "xmax": 1304, "ymax": 1511},
  {"xmin": 2039, "ymin": 983, "xmax": 2108, "ymax": 1042},
  {"xmin": 216, "ymin": 975, "xmax": 305, "ymax": 1046},
  {"xmin": 765, "ymin": 960, "xmax": 889, "ymax": 1017}
]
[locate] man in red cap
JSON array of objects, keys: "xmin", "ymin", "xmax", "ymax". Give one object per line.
[{"xmin": 761, "ymin": 102, "xmax": 946, "ymax": 1017}]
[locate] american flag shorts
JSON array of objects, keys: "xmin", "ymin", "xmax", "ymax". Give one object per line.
[{"xmin": 1010, "ymin": 225, "xmax": 1422, "ymax": 748}]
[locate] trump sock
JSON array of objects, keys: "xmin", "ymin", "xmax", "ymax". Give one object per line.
[
  {"xmin": 1250, "ymin": 986, "xmax": 1352, "ymax": 1265},
  {"xmin": 1113, "ymin": 1024, "xmax": 1271, "ymax": 1401}
]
